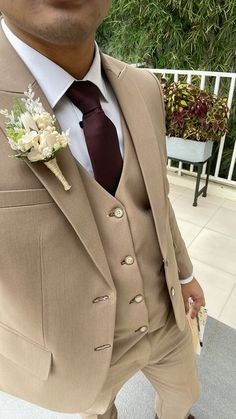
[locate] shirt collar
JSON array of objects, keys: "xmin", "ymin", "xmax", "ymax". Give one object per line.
[{"xmin": 1, "ymin": 19, "xmax": 109, "ymax": 109}]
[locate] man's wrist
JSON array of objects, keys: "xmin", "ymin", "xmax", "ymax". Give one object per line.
[{"xmin": 179, "ymin": 273, "xmax": 194, "ymax": 285}]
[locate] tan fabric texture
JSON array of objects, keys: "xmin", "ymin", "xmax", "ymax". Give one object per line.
[
  {"xmin": 79, "ymin": 115, "xmax": 171, "ymax": 364},
  {"xmin": 80, "ymin": 311, "xmax": 200, "ymax": 419},
  {"xmin": 0, "ymin": 25, "xmax": 194, "ymax": 414}
]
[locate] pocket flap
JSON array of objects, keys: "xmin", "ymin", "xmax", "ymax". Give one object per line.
[
  {"xmin": 0, "ymin": 322, "xmax": 52, "ymax": 381},
  {"xmin": 0, "ymin": 189, "xmax": 54, "ymax": 208}
]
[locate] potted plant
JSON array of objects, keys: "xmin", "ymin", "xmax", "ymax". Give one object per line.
[{"xmin": 161, "ymin": 79, "xmax": 229, "ymax": 162}]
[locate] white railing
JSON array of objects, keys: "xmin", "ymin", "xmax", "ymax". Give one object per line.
[{"xmin": 146, "ymin": 68, "xmax": 236, "ymax": 187}]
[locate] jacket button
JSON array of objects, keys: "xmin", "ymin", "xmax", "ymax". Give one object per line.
[
  {"xmin": 94, "ymin": 344, "xmax": 111, "ymax": 351},
  {"xmin": 135, "ymin": 325, "xmax": 148, "ymax": 333},
  {"xmin": 121, "ymin": 256, "xmax": 134, "ymax": 265},
  {"xmin": 164, "ymin": 259, "xmax": 169, "ymax": 267},
  {"xmin": 171, "ymin": 287, "xmax": 175, "ymax": 297},
  {"xmin": 130, "ymin": 294, "xmax": 144, "ymax": 304},
  {"xmin": 109, "ymin": 207, "xmax": 124, "ymax": 218}
]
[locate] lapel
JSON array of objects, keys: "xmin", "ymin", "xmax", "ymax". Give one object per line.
[
  {"xmin": 0, "ymin": 25, "xmax": 168, "ymax": 284},
  {"xmin": 0, "ymin": 27, "xmax": 114, "ymax": 287},
  {"xmin": 101, "ymin": 54, "xmax": 168, "ymax": 257}
]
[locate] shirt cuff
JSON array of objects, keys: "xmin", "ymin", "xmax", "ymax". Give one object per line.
[{"xmin": 179, "ymin": 273, "xmax": 194, "ymax": 285}]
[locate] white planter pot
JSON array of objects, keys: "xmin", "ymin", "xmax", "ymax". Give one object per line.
[{"xmin": 166, "ymin": 136, "xmax": 213, "ymax": 163}]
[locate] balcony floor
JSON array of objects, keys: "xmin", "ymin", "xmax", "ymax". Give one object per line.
[{"xmin": 168, "ymin": 173, "xmax": 236, "ymax": 330}]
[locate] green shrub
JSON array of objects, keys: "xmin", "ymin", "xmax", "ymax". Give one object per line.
[
  {"xmin": 97, "ymin": 0, "xmax": 236, "ymax": 72},
  {"xmin": 97, "ymin": 0, "xmax": 236, "ymax": 180}
]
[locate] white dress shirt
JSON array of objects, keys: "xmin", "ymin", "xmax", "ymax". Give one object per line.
[
  {"xmin": 2, "ymin": 20, "xmax": 193, "ymax": 284},
  {"xmin": 1, "ymin": 19, "xmax": 123, "ymax": 177}
]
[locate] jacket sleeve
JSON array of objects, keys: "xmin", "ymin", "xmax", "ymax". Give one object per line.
[
  {"xmin": 148, "ymin": 70, "xmax": 193, "ymax": 279},
  {"xmin": 167, "ymin": 192, "xmax": 193, "ymax": 279}
]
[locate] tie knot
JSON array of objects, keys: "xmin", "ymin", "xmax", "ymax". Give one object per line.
[{"xmin": 66, "ymin": 80, "xmax": 101, "ymax": 114}]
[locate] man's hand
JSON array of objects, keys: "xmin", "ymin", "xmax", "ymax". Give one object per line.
[{"xmin": 181, "ymin": 277, "xmax": 205, "ymax": 319}]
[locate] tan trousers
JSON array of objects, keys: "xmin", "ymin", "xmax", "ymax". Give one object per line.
[{"xmin": 79, "ymin": 310, "xmax": 200, "ymax": 419}]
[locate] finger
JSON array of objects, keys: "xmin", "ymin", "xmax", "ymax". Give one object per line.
[
  {"xmin": 194, "ymin": 299, "xmax": 202, "ymax": 311},
  {"xmin": 190, "ymin": 305, "xmax": 199, "ymax": 319},
  {"xmin": 184, "ymin": 299, "xmax": 190, "ymax": 314},
  {"xmin": 192, "ymin": 297, "xmax": 206, "ymax": 317}
]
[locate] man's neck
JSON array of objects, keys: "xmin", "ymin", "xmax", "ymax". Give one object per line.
[{"xmin": 4, "ymin": 18, "xmax": 95, "ymax": 80}]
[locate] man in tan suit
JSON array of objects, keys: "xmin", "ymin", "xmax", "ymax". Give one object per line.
[{"xmin": 0, "ymin": 1, "xmax": 205, "ymax": 418}]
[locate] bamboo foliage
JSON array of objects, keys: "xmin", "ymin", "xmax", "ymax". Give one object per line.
[
  {"xmin": 97, "ymin": 0, "xmax": 236, "ymax": 180},
  {"xmin": 97, "ymin": 0, "xmax": 236, "ymax": 72}
]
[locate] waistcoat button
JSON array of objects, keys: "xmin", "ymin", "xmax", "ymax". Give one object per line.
[
  {"xmin": 136, "ymin": 325, "xmax": 148, "ymax": 333},
  {"xmin": 109, "ymin": 207, "xmax": 124, "ymax": 218},
  {"xmin": 171, "ymin": 287, "xmax": 175, "ymax": 297},
  {"xmin": 121, "ymin": 256, "xmax": 134, "ymax": 265},
  {"xmin": 130, "ymin": 294, "xmax": 144, "ymax": 304}
]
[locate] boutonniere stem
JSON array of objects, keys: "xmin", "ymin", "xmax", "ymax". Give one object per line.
[
  {"xmin": 44, "ymin": 158, "xmax": 71, "ymax": 191},
  {"xmin": 0, "ymin": 85, "xmax": 71, "ymax": 191}
]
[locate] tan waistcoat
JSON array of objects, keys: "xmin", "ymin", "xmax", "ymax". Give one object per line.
[{"xmin": 79, "ymin": 118, "xmax": 171, "ymax": 365}]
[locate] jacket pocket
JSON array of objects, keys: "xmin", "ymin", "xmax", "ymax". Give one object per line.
[
  {"xmin": 0, "ymin": 189, "xmax": 54, "ymax": 208},
  {"xmin": 0, "ymin": 321, "xmax": 52, "ymax": 381}
]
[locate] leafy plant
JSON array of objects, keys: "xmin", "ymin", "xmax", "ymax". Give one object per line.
[
  {"xmin": 97, "ymin": 1, "xmax": 236, "ymax": 179},
  {"xmin": 97, "ymin": 0, "xmax": 236, "ymax": 72},
  {"xmin": 162, "ymin": 80, "xmax": 229, "ymax": 141}
]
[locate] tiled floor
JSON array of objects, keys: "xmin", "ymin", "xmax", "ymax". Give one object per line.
[{"xmin": 169, "ymin": 174, "xmax": 236, "ymax": 329}]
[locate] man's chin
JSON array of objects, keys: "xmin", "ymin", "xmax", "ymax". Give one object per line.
[
  {"xmin": 26, "ymin": 17, "xmax": 94, "ymax": 46},
  {"xmin": 37, "ymin": 31, "xmax": 88, "ymax": 47}
]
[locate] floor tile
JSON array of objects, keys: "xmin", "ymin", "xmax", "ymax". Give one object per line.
[
  {"xmin": 171, "ymin": 194, "xmax": 219, "ymax": 227},
  {"xmin": 219, "ymin": 285, "xmax": 236, "ymax": 329},
  {"xmin": 206, "ymin": 207, "xmax": 236, "ymax": 238},
  {"xmin": 168, "ymin": 183, "xmax": 187, "ymax": 195},
  {"xmin": 222, "ymin": 198, "xmax": 236, "ymax": 211},
  {"xmin": 169, "ymin": 176, "xmax": 236, "ymax": 329},
  {"xmin": 190, "ymin": 258, "xmax": 236, "ymax": 319},
  {"xmin": 169, "ymin": 190, "xmax": 181, "ymax": 204},
  {"xmin": 169, "ymin": 183, "xmax": 188, "ymax": 204},
  {"xmin": 176, "ymin": 219, "xmax": 202, "ymax": 247},
  {"xmin": 204, "ymin": 189, "xmax": 227, "ymax": 205},
  {"xmin": 182, "ymin": 187, "xmax": 224, "ymax": 206},
  {"xmin": 188, "ymin": 229, "xmax": 236, "ymax": 276}
]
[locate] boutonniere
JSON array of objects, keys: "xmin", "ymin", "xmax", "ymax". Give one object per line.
[{"xmin": 0, "ymin": 85, "xmax": 71, "ymax": 191}]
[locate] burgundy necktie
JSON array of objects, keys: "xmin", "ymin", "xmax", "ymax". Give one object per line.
[{"xmin": 66, "ymin": 81, "xmax": 123, "ymax": 195}]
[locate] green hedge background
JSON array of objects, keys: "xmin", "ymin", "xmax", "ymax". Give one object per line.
[
  {"xmin": 97, "ymin": 0, "xmax": 236, "ymax": 180},
  {"xmin": 97, "ymin": 0, "xmax": 235, "ymax": 71}
]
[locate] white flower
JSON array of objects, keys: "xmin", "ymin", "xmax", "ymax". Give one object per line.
[
  {"xmin": 1, "ymin": 85, "xmax": 71, "ymax": 190},
  {"xmin": 38, "ymin": 130, "xmax": 58, "ymax": 150},
  {"xmin": 17, "ymin": 131, "xmax": 39, "ymax": 152},
  {"xmin": 27, "ymin": 149, "xmax": 44, "ymax": 162},
  {"xmin": 34, "ymin": 112, "xmax": 55, "ymax": 130},
  {"xmin": 8, "ymin": 138, "xmax": 19, "ymax": 150},
  {"xmin": 0, "ymin": 109, "xmax": 9, "ymax": 118},
  {"xmin": 58, "ymin": 130, "xmax": 70, "ymax": 148},
  {"xmin": 21, "ymin": 111, "xmax": 38, "ymax": 132},
  {"xmin": 22, "ymin": 85, "xmax": 44, "ymax": 115}
]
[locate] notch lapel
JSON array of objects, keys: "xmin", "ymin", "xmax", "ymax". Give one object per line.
[
  {"xmin": 102, "ymin": 55, "xmax": 168, "ymax": 258},
  {"xmin": 0, "ymin": 29, "xmax": 113, "ymax": 287}
]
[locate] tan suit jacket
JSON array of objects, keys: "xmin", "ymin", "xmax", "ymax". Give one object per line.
[{"xmin": 0, "ymin": 27, "xmax": 193, "ymax": 413}]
